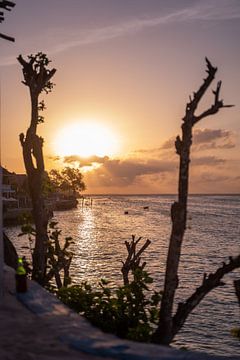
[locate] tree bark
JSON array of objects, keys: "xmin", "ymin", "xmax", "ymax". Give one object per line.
[
  {"xmin": 18, "ymin": 54, "xmax": 56, "ymax": 284},
  {"xmin": 172, "ymin": 256, "xmax": 240, "ymax": 337},
  {"xmin": 152, "ymin": 58, "xmax": 233, "ymax": 344},
  {"xmin": 121, "ymin": 235, "xmax": 151, "ymax": 285}
]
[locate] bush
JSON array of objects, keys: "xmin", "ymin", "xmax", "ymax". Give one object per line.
[{"xmin": 58, "ymin": 267, "xmax": 161, "ymax": 342}]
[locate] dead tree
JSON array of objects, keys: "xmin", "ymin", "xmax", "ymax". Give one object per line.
[
  {"xmin": 152, "ymin": 58, "xmax": 236, "ymax": 345},
  {"xmin": 0, "ymin": 1, "xmax": 15, "ymax": 42},
  {"xmin": 18, "ymin": 53, "xmax": 56, "ymax": 284},
  {"xmin": 121, "ymin": 235, "xmax": 151, "ymax": 285}
]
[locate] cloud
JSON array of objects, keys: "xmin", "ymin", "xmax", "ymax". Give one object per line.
[
  {"xmin": 192, "ymin": 156, "xmax": 225, "ymax": 166},
  {"xmin": 86, "ymin": 157, "xmax": 177, "ymax": 187},
  {"xmin": 160, "ymin": 128, "xmax": 235, "ymax": 152},
  {"xmin": 63, "ymin": 155, "xmax": 109, "ymax": 167},
  {"xmin": 194, "ymin": 128, "xmax": 229, "ymax": 143},
  {"xmin": 160, "ymin": 137, "xmax": 175, "ymax": 151},
  {"xmin": 197, "ymin": 172, "xmax": 229, "ymax": 183},
  {"xmin": 193, "ymin": 128, "xmax": 235, "ymax": 151},
  {"xmin": 48, "ymin": 155, "xmax": 61, "ymax": 161},
  {"xmin": 2, "ymin": 1, "xmax": 240, "ymax": 66}
]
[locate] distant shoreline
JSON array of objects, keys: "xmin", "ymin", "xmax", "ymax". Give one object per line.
[{"xmin": 83, "ymin": 193, "xmax": 240, "ymax": 197}]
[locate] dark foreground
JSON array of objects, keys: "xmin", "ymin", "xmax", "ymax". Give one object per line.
[{"xmin": 0, "ymin": 266, "xmax": 237, "ymax": 360}]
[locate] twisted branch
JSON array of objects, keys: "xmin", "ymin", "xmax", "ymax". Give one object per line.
[
  {"xmin": 193, "ymin": 81, "xmax": 234, "ymax": 125},
  {"xmin": 172, "ymin": 255, "xmax": 240, "ymax": 336},
  {"xmin": 121, "ymin": 235, "xmax": 151, "ymax": 285},
  {"xmin": 153, "ymin": 58, "xmax": 234, "ymax": 345},
  {"xmin": 0, "ymin": 1, "xmax": 15, "ymax": 12}
]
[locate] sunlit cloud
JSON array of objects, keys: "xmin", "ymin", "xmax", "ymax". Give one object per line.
[
  {"xmin": 160, "ymin": 128, "xmax": 235, "ymax": 152},
  {"xmin": 194, "ymin": 128, "xmax": 235, "ymax": 148},
  {"xmin": 47, "ymin": 145, "xmax": 239, "ymax": 192},
  {"xmin": 192, "ymin": 156, "xmax": 225, "ymax": 166},
  {"xmin": 63, "ymin": 155, "xmax": 109, "ymax": 167},
  {"xmin": 85, "ymin": 157, "xmax": 177, "ymax": 187},
  {"xmin": 194, "ymin": 172, "xmax": 230, "ymax": 183}
]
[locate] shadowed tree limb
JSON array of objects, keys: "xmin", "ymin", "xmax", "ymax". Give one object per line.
[
  {"xmin": 0, "ymin": 1, "xmax": 15, "ymax": 12},
  {"xmin": 0, "ymin": 1, "xmax": 15, "ymax": 41},
  {"xmin": 172, "ymin": 255, "xmax": 240, "ymax": 337},
  {"xmin": 152, "ymin": 58, "xmax": 234, "ymax": 345},
  {"xmin": 121, "ymin": 235, "xmax": 151, "ymax": 285},
  {"xmin": 0, "ymin": 32, "xmax": 14, "ymax": 41},
  {"xmin": 18, "ymin": 53, "xmax": 56, "ymax": 284},
  {"xmin": 193, "ymin": 81, "xmax": 234, "ymax": 125}
]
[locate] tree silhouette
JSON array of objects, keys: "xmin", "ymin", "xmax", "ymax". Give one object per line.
[
  {"xmin": 18, "ymin": 52, "xmax": 56, "ymax": 284},
  {"xmin": 49, "ymin": 167, "xmax": 86, "ymax": 196},
  {"xmin": 0, "ymin": 1, "xmax": 15, "ymax": 42},
  {"xmin": 152, "ymin": 58, "xmax": 239, "ymax": 345}
]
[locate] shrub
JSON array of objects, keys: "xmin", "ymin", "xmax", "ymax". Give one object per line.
[{"xmin": 58, "ymin": 267, "xmax": 161, "ymax": 342}]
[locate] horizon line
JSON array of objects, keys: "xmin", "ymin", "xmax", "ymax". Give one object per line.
[{"xmin": 83, "ymin": 193, "xmax": 240, "ymax": 196}]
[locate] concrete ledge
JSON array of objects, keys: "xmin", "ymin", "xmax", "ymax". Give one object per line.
[{"xmin": 13, "ymin": 268, "xmax": 236, "ymax": 360}]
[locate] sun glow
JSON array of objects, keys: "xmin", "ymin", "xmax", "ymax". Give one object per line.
[{"xmin": 53, "ymin": 121, "xmax": 119, "ymax": 158}]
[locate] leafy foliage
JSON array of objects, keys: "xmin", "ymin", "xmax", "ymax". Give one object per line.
[
  {"xmin": 27, "ymin": 52, "xmax": 55, "ymax": 94},
  {"xmin": 19, "ymin": 219, "xmax": 73, "ymax": 291},
  {"xmin": 37, "ymin": 100, "xmax": 46, "ymax": 124},
  {"xmin": 58, "ymin": 265, "xmax": 161, "ymax": 342},
  {"xmin": 18, "ymin": 52, "xmax": 56, "ymax": 125},
  {"xmin": 49, "ymin": 167, "xmax": 86, "ymax": 195}
]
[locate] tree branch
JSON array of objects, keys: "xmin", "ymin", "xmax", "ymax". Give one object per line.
[
  {"xmin": 0, "ymin": 32, "xmax": 14, "ymax": 41},
  {"xmin": 153, "ymin": 58, "xmax": 234, "ymax": 345},
  {"xmin": 172, "ymin": 255, "xmax": 240, "ymax": 336},
  {"xmin": 0, "ymin": 1, "xmax": 15, "ymax": 40},
  {"xmin": 0, "ymin": 1, "xmax": 15, "ymax": 11},
  {"xmin": 193, "ymin": 81, "xmax": 234, "ymax": 125},
  {"xmin": 121, "ymin": 235, "xmax": 151, "ymax": 285},
  {"xmin": 183, "ymin": 57, "xmax": 217, "ymax": 119}
]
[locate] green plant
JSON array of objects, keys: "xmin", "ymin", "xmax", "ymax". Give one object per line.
[
  {"xmin": 58, "ymin": 237, "xmax": 161, "ymax": 342},
  {"xmin": 19, "ymin": 219, "xmax": 73, "ymax": 291},
  {"xmin": 49, "ymin": 167, "xmax": 86, "ymax": 196}
]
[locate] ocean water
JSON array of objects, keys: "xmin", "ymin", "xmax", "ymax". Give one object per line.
[{"xmin": 6, "ymin": 195, "xmax": 240, "ymax": 356}]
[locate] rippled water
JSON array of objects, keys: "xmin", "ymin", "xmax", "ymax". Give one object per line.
[{"xmin": 5, "ymin": 195, "xmax": 240, "ymax": 356}]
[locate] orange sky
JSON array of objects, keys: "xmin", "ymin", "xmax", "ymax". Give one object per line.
[{"xmin": 1, "ymin": 0, "xmax": 240, "ymax": 194}]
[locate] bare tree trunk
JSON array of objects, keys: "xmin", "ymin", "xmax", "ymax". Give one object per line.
[
  {"xmin": 18, "ymin": 54, "xmax": 56, "ymax": 284},
  {"xmin": 152, "ymin": 58, "xmax": 233, "ymax": 344}
]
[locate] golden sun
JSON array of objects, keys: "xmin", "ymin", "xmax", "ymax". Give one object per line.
[{"xmin": 54, "ymin": 121, "xmax": 119, "ymax": 158}]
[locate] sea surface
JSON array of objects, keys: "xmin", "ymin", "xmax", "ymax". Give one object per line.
[{"xmin": 5, "ymin": 195, "xmax": 240, "ymax": 356}]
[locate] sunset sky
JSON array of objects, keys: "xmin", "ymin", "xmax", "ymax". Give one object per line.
[{"xmin": 1, "ymin": 0, "xmax": 240, "ymax": 194}]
